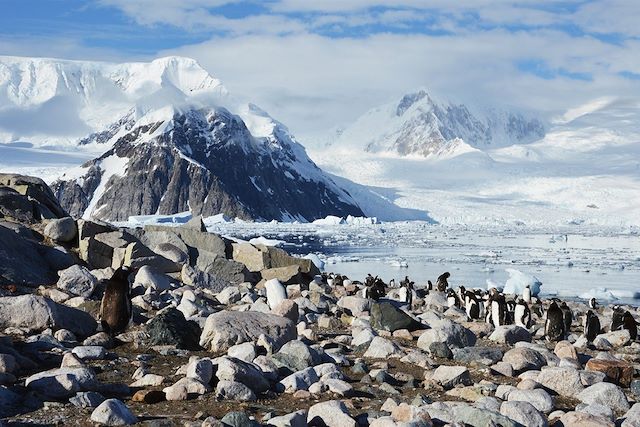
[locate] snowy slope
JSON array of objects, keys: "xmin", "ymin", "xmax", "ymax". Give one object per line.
[{"xmin": 310, "ymin": 95, "xmax": 640, "ymax": 227}]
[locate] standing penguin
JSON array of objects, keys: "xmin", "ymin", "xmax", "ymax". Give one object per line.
[
  {"xmin": 522, "ymin": 284, "xmax": 532, "ymax": 304},
  {"xmin": 622, "ymin": 311, "xmax": 638, "ymax": 340},
  {"xmin": 491, "ymin": 293, "xmax": 507, "ymax": 328},
  {"xmin": 545, "ymin": 301, "xmax": 565, "ymax": 341},
  {"xmin": 560, "ymin": 301, "xmax": 573, "ymax": 335},
  {"xmin": 514, "ymin": 299, "xmax": 531, "ymax": 328},
  {"xmin": 611, "ymin": 306, "xmax": 625, "ymax": 331},
  {"xmin": 465, "ymin": 291, "xmax": 481, "ymax": 320},
  {"xmin": 588, "ymin": 297, "xmax": 598, "ymax": 310},
  {"xmin": 436, "ymin": 272, "xmax": 450, "ymax": 292},
  {"xmin": 427, "ymin": 280, "xmax": 434, "ymax": 292},
  {"xmin": 584, "ymin": 310, "xmax": 601, "ymax": 342},
  {"xmin": 100, "ymin": 267, "xmax": 133, "ymax": 336},
  {"xmin": 446, "ymin": 289, "xmax": 459, "ymax": 308},
  {"xmin": 403, "ymin": 278, "xmax": 414, "ymax": 307}
]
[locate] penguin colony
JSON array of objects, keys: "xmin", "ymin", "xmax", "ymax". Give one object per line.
[{"xmin": 351, "ymin": 271, "xmax": 639, "ymax": 342}]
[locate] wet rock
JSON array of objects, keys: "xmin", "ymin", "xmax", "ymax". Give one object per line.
[
  {"xmin": 500, "ymin": 401, "xmax": 548, "ymax": 427},
  {"xmin": 44, "ymin": 217, "xmax": 77, "ymax": 242},
  {"xmin": 577, "ymin": 382, "xmax": 630, "ymax": 413},
  {"xmin": 370, "ymin": 301, "xmax": 423, "ymax": 332},
  {"xmin": 90, "ymin": 398, "xmax": 137, "ymax": 425},
  {"xmin": 417, "ymin": 318, "xmax": 476, "ymax": 349},
  {"xmin": 146, "ymin": 307, "xmax": 201, "ymax": 350},
  {"xmin": 585, "ymin": 358, "xmax": 634, "ymax": 387},
  {"xmin": 489, "ymin": 325, "xmax": 531, "ymax": 344},
  {"xmin": 307, "ymin": 400, "xmax": 356, "ymax": 427},
  {"xmin": 503, "ymin": 347, "xmax": 546, "ymax": 372},
  {"xmin": 199, "ymin": 311, "xmax": 295, "ymax": 353}
]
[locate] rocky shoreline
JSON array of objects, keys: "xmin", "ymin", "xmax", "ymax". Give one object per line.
[{"xmin": 1, "ymin": 174, "xmax": 640, "ymax": 427}]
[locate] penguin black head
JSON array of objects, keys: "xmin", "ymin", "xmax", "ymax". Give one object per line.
[
  {"xmin": 443, "ymin": 272, "xmax": 450, "ymax": 279},
  {"xmin": 589, "ymin": 297, "xmax": 598, "ymax": 309},
  {"xmin": 111, "ymin": 266, "xmax": 133, "ymax": 283}
]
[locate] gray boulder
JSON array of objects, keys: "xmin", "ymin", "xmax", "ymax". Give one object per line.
[
  {"xmin": 25, "ymin": 367, "xmax": 97, "ymax": 399},
  {"xmin": 500, "ymin": 401, "xmax": 548, "ymax": 427},
  {"xmin": 0, "ymin": 294, "xmax": 96, "ymax": 336},
  {"xmin": 508, "ymin": 389, "xmax": 554, "ymax": 413},
  {"xmin": 536, "ymin": 367, "xmax": 585, "ymax": 397},
  {"xmin": 216, "ymin": 357, "xmax": 270, "ymax": 393},
  {"xmin": 578, "ymin": 382, "xmax": 630, "ymax": 413},
  {"xmin": 145, "ymin": 307, "xmax": 201, "ymax": 350},
  {"xmin": 370, "ymin": 301, "xmax": 424, "ymax": 332},
  {"xmin": 453, "ymin": 347, "xmax": 503, "ymax": 365},
  {"xmin": 199, "ymin": 310, "xmax": 295, "ymax": 352},
  {"xmin": 90, "ymin": 398, "xmax": 137, "ymax": 425},
  {"xmin": 417, "ymin": 318, "xmax": 476, "ymax": 349},
  {"xmin": 490, "ymin": 325, "xmax": 531, "ymax": 344},
  {"xmin": 307, "ymin": 400, "xmax": 356, "ymax": 427},
  {"xmin": 215, "ymin": 380, "xmax": 256, "ymax": 401},
  {"xmin": 503, "ymin": 347, "xmax": 547, "ymax": 372},
  {"xmin": 44, "ymin": 217, "xmax": 77, "ymax": 242},
  {"xmin": 430, "ymin": 365, "xmax": 471, "ymax": 389},
  {"xmin": 273, "ymin": 340, "xmax": 321, "ymax": 372},
  {"xmin": 57, "ymin": 265, "xmax": 97, "ymax": 298}
]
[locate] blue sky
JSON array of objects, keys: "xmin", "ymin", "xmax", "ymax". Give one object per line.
[{"xmin": 1, "ymin": 0, "xmax": 639, "ymax": 137}]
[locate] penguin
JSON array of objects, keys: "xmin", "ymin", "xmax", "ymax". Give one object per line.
[
  {"xmin": 100, "ymin": 266, "xmax": 133, "ymax": 336},
  {"xmin": 611, "ymin": 306, "xmax": 625, "ymax": 332},
  {"xmin": 522, "ymin": 284, "xmax": 532, "ymax": 304},
  {"xmin": 514, "ymin": 299, "xmax": 531, "ymax": 328},
  {"xmin": 465, "ymin": 290, "xmax": 481, "ymax": 320},
  {"xmin": 506, "ymin": 299, "xmax": 516, "ymax": 325},
  {"xmin": 403, "ymin": 278, "xmax": 414, "ymax": 307},
  {"xmin": 588, "ymin": 297, "xmax": 598, "ymax": 310},
  {"xmin": 427, "ymin": 280, "xmax": 434, "ymax": 292},
  {"xmin": 485, "ymin": 288, "xmax": 498, "ymax": 324},
  {"xmin": 436, "ymin": 272, "xmax": 450, "ymax": 292},
  {"xmin": 491, "ymin": 293, "xmax": 507, "ymax": 328},
  {"xmin": 457, "ymin": 286, "xmax": 467, "ymax": 308},
  {"xmin": 622, "ymin": 311, "xmax": 638, "ymax": 340},
  {"xmin": 446, "ymin": 288, "xmax": 458, "ymax": 308},
  {"xmin": 545, "ymin": 301, "xmax": 565, "ymax": 341},
  {"xmin": 560, "ymin": 301, "xmax": 573, "ymax": 335},
  {"xmin": 583, "ymin": 309, "xmax": 601, "ymax": 342}
]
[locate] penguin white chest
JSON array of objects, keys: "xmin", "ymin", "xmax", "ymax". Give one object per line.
[
  {"xmin": 491, "ymin": 301, "xmax": 501, "ymax": 327},
  {"xmin": 514, "ymin": 304, "xmax": 526, "ymax": 327},
  {"xmin": 523, "ymin": 287, "xmax": 532, "ymax": 304}
]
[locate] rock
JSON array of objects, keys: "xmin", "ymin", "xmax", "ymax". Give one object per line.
[
  {"xmin": 25, "ymin": 367, "xmax": 97, "ymax": 399},
  {"xmin": 452, "ymin": 347, "xmax": 504, "ymax": 365},
  {"xmin": 164, "ymin": 384, "xmax": 188, "ymax": 401},
  {"xmin": 71, "ymin": 346, "xmax": 107, "ymax": 360},
  {"xmin": 83, "ymin": 332, "xmax": 113, "ymax": 347},
  {"xmin": 278, "ymin": 367, "xmax": 320, "ymax": 393},
  {"xmin": 0, "ymin": 354, "xmax": 17, "ymax": 374},
  {"xmin": 217, "ymin": 286, "xmax": 241, "ymax": 305},
  {"xmin": 503, "ymin": 347, "xmax": 546, "ymax": 372},
  {"xmin": 272, "ymin": 299, "xmax": 299, "ymax": 323},
  {"xmin": 621, "ymin": 403, "xmax": 640, "ymax": 427},
  {"xmin": 500, "ymin": 401, "xmax": 548, "ymax": 427},
  {"xmin": 265, "ymin": 410, "xmax": 307, "ymax": 427},
  {"xmin": 417, "ymin": 318, "xmax": 476, "ymax": 350},
  {"xmin": 44, "ymin": 217, "xmax": 77, "ymax": 242},
  {"xmin": 232, "ymin": 243, "xmax": 269, "ymax": 272},
  {"xmin": 0, "ymin": 174, "xmax": 66, "ymax": 220},
  {"xmin": 273, "ymin": 340, "xmax": 321, "ymax": 371},
  {"xmin": 577, "ymin": 382, "xmax": 630, "ymax": 413},
  {"xmin": 391, "ymin": 403, "xmax": 432, "ymax": 424},
  {"xmin": 560, "ymin": 411, "xmax": 614, "ymax": 427},
  {"xmin": 536, "ymin": 367, "xmax": 584, "ymax": 397},
  {"xmin": 215, "ymin": 380, "xmax": 257, "ymax": 401},
  {"xmin": 131, "ymin": 389, "xmax": 165, "ymax": 404},
  {"xmin": 61, "ymin": 352, "xmax": 85, "ymax": 367},
  {"xmin": 429, "ymin": 342, "xmax": 453, "ymax": 359},
  {"xmin": 181, "ymin": 265, "xmax": 233, "ymax": 292},
  {"xmin": 585, "ymin": 358, "xmax": 634, "ymax": 387},
  {"xmin": 554, "ymin": 340, "xmax": 578, "ymax": 360},
  {"xmin": 69, "ymin": 391, "xmax": 106, "ymax": 408},
  {"xmin": 507, "ymin": 389, "xmax": 554, "ymax": 413},
  {"xmin": 430, "ymin": 365, "xmax": 471, "ymax": 389},
  {"xmin": 90, "ymin": 398, "xmax": 138, "ymax": 425},
  {"xmin": 352, "ymin": 329, "xmax": 377, "ymax": 347},
  {"xmin": 130, "ymin": 374, "xmax": 165, "ymax": 387},
  {"xmin": 220, "ymin": 411, "xmax": 258, "ymax": 427},
  {"xmin": 153, "ymin": 242, "xmax": 188, "ymax": 264},
  {"xmin": 186, "ymin": 358, "xmax": 213, "ymax": 384},
  {"xmin": 227, "ymin": 342, "xmax": 257, "ymax": 363},
  {"xmin": 324, "ymin": 378, "xmax": 353, "ymax": 396},
  {"xmin": 199, "ymin": 311, "xmax": 295, "ymax": 353},
  {"xmin": 363, "ymin": 336, "xmax": 404, "ymax": 358},
  {"xmin": 491, "ymin": 361, "xmax": 514, "ymax": 377},
  {"xmin": 133, "ymin": 266, "xmax": 174, "ymax": 291},
  {"xmin": 447, "ymin": 404, "xmax": 519, "ymax": 427},
  {"xmin": 489, "ymin": 325, "xmax": 531, "ymax": 344},
  {"xmin": 261, "ymin": 265, "xmax": 303, "ymax": 286},
  {"xmin": 163, "ymin": 377, "xmax": 210, "ymax": 396},
  {"xmin": 580, "ymin": 370, "xmax": 606, "ymax": 386},
  {"xmin": 370, "ymin": 301, "xmax": 423, "ymax": 332},
  {"xmin": 337, "ymin": 296, "xmax": 371, "ymax": 317},
  {"xmin": 307, "ymin": 400, "xmax": 356, "ymax": 427},
  {"xmin": 577, "ymin": 403, "xmax": 613, "ymax": 421},
  {"xmin": 146, "ymin": 308, "xmax": 201, "ymax": 350},
  {"xmin": 216, "ymin": 357, "xmax": 269, "ymax": 393},
  {"xmin": 595, "ymin": 330, "xmax": 631, "ymax": 348},
  {"xmin": 0, "ymin": 294, "xmax": 96, "ymax": 336}
]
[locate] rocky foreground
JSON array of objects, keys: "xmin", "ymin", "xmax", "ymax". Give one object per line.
[{"xmin": 1, "ymin": 174, "xmax": 640, "ymax": 427}]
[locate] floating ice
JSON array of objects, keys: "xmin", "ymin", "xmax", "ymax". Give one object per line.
[
  {"xmin": 304, "ymin": 253, "xmax": 325, "ymax": 271},
  {"xmin": 503, "ymin": 268, "xmax": 542, "ymax": 296},
  {"xmin": 249, "ymin": 236, "xmax": 284, "ymax": 247},
  {"xmin": 579, "ymin": 287, "xmax": 619, "ymax": 301}
]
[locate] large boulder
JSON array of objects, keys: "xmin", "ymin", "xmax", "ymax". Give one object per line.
[
  {"xmin": 536, "ymin": 367, "xmax": 584, "ymax": 397},
  {"xmin": 578, "ymin": 382, "xmax": 630, "ymax": 413},
  {"xmin": 417, "ymin": 318, "xmax": 476, "ymax": 349},
  {"xmin": 44, "ymin": 217, "xmax": 77, "ymax": 243},
  {"xmin": 370, "ymin": 301, "xmax": 424, "ymax": 332},
  {"xmin": 57, "ymin": 265, "xmax": 98, "ymax": 298},
  {"xmin": 489, "ymin": 325, "xmax": 531, "ymax": 344},
  {"xmin": 0, "ymin": 294, "xmax": 96, "ymax": 336},
  {"xmin": 232, "ymin": 243, "xmax": 269, "ymax": 272},
  {"xmin": 199, "ymin": 311, "xmax": 295, "ymax": 352},
  {"xmin": 0, "ymin": 174, "xmax": 67, "ymax": 222}
]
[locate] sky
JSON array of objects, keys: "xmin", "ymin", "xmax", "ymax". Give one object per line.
[{"xmin": 1, "ymin": 0, "xmax": 639, "ymax": 142}]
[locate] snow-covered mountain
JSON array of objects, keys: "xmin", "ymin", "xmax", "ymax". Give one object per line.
[
  {"xmin": 0, "ymin": 56, "xmax": 366, "ymax": 222},
  {"xmin": 329, "ymin": 90, "xmax": 546, "ymax": 157}
]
